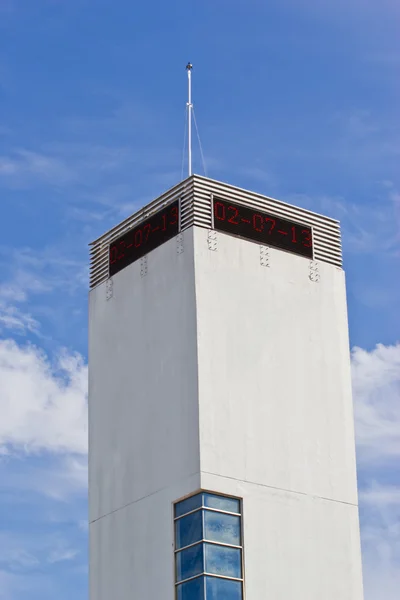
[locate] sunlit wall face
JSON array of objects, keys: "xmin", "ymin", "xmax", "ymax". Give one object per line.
[
  {"xmin": 174, "ymin": 492, "xmax": 244, "ymax": 600},
  {"xmin": 89, "ymin": 178, "xmax": 363, "ymax": 600}
]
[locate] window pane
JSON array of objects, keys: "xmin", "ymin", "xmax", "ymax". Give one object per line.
[
  {"xmin": 175, "ymin": 510, "xmax": 203, "ymax": 549},
  {"xmin": 176, "ymin": 543, "xmax": 204, "ymax": 582},
  {"xmin": 205, "ymin": 576, "xmax": 242, "ymax": 600},
  {"xmin": 204, "ymin": 511, "xmax": 241, "ymax": 546},
  {"xmin": 177, "ymin": 575, "xmax": 204, "ymax": 600},
  {"xmin": 175, "ymin": 494, "xmax": 203, "ymax": 518},
  {"xmin": 203, "ymin": 494, "xmax": 240, "ymax": 514},
  {"xmin": 204, "ymin": 543, "xmax": 241, "ymax": 579}
]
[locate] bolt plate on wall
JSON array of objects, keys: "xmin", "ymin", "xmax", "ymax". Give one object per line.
[
  {"xmin": 309, "ymin": 261, "xmax": 320, "ymax": 283},
  {"xmin": 140, "ymin": 256, "xmax": 148, "ymax": 277},
  {"xmin": 106, "ymin": 278, "xmax": 113, "ymax": 300},
  {"xmin": 176, "ymin": 233, "xmax": 184, "ymax": 254},
  {"xmin": 260, "ymin": 245, "xmax": 270, "ymax": 267},
  {"xmin": 208, "ymin": 230, "xmax": 217, "ymax": 251}
]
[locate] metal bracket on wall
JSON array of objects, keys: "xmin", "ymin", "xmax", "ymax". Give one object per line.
[
  {"xmin": 207, "ymin": 229, "xmax": 217, "ymax": 251},
  {"xmin": 309, "ymin": 260, "xmax": 320, "ymax": 283},
  {"xmin": 140, "ymin": 256, "xmax": 148, "ymax": 277},
  {"xmin": 106, "ymin": 277, "xmax": 113, "ymax": 300},
  {"xmin": 260, "ymin": 245, "xmax": 270, "ymax": 267},
  {"xmin": 176, "ymin": 233, "xmax": 184, "ymax": 254}
]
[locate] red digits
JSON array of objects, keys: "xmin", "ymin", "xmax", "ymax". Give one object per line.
[
  {"xmin": 161, "ymin": 214, "xmax": 167, "ymax": 231},
  {"xmin": 170, "ymin": 206, "xmax": 178, "ymax": 225},
  {"xmin": 265, "ymin": 217, "xmax": 276, "ymax": 234},
  {"xmin": 144, "ymin": 223, "xmax": 151, "ymax": 242},
  {"xmin": 118, "ymin": 241, "xmax": 125, "ymax": 259},
  {"xmin": 228, "ymin": 206, "xmax": 239, "ymax": 224},
  {"xmin": 214, "ymin": 201, "xmax": 226, "ymax": 221},
  {"xmin": 291, "ymin": 226, "xmax": 297, "ymax": 244},
  {"xmin": 134, "ymin": 229, "xmax": 142, "ymax": 247},
  {"xmin": 302, "ymin": 229, "xmax": 312, "ymax": 248},
  {"xmin": 253, "ymin": 213, "xmax": 264, "ymax": 232},
  {"xmin": 110, "ymin": 245, "xmax": 118, "ymax": 264}
]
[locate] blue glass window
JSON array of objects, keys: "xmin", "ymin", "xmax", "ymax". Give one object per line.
[
  {"xmin": 176, "ymin": 543, "xmax": 204, "ymax": 582},
  {"xmin": 174, "ymin": 492, "xmax": 244, "ymax": 599},
  {"xmin": 205, "ymin": 576, "xmax": 242, "ymax": 600},
  {"xmin": 175, "ymin": 510, "xmax": 202, "ymax": 549},
  {"xmin": 176, "ymin": 575, "xmax": 204, "ymax": 600},
  {"xmin": 203, "ymin": 493, "xmax": 240, "ymax": 514},
  {"xmin": 175, "ymin": 493, "xmax": 202, "ymax": 518},
  {"xmin": 204, "ymin": 543, "xmax": 242, "ymax": 578},
  {"xmin": 204, "ymin": 511, "xmax": 241, "ymax": 546}
]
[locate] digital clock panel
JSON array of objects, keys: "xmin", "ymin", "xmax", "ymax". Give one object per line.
[
  {"xmin": 212, "ymin": 197, "xmax": 313, "ymax": 259},
  {"xmin": 109, "ymin": 200, "xmax": 180, "ymax": 276}
]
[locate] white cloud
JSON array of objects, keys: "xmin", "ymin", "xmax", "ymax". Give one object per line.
[
  {"xmin": 351, "ymin": 343, "xmax": 400, "ymax": 600},
  {"xmin": 352, "ymin": 343, "xmax": 400, "ymax": 463},
  {"xmin": 359, "ymin": 482, "xmax": 400, "ymax": 600},
  {"xmin": 0, "ymin": 339, "xmax": 87, "ymax": 455}
]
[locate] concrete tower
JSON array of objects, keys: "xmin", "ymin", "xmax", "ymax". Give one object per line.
[{"xmin": 88, "ymin": 175, "xmax": 364, "ymax": 600}]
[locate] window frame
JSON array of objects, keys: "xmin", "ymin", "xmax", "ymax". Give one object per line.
[{"xmin": 173, "ymin": 491, "xmax": 245, "ymax": 600}]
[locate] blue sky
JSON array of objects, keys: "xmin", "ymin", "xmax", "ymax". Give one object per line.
[{"xmin": 0, "ymin": 0, "xmax": 399, "ymax": 598}]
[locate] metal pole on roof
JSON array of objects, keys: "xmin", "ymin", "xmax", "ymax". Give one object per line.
[{"xmin": 186, "ymin": 62, "xmax": 193, "ymax": 177}]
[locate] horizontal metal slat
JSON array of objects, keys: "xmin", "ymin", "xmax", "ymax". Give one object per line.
[{"xmin": 89, "ymin": 175, "xmax": 343, "ymax": 289}]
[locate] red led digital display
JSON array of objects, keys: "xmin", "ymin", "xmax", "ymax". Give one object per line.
[
  {"xmin": 109, "ymin": 200, "xmax": 180, "ymax": 276},
  {"xmin": 213, "ymin": 197, "xmax": 313, "ymax": 259}
]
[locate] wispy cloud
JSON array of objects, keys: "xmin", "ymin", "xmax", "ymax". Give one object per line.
[
  {"xmin": 284, "ymin": 0, "xmax": 400, "ymax": 23},
  {"xmin": 47, "ymin": 547, "xmax": 78, "ymax": 565},
  {"xmin": 0, "ymin": 454, "xmax": 87, "ymax": 502},
  {"xmin": 0, "ymin": 530, "xmax": 80, "ymax": 574},
  {"xmin": 0, "ymin": 150, "xmax": 75, "ymax": 187},
  {"xmin": 0, "ymin": 302, "xmax": 39, "ymax": 334}
]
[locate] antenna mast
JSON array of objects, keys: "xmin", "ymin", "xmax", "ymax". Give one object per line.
[{"xmin": 186, "ymin": 62, "xmax": 193, "ymax": 177}]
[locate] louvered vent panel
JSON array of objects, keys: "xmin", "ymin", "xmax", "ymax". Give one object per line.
[
  {"xmin": 192, "ymin": 177, "xmax": 342, "ymax": 269},
  {"xmin": 89, "ymin": 175, "xmax": 342, "ymax": 289},
  {"xmin": 89, "ymin": 178, "xmax": 194, "ymax": 289}
]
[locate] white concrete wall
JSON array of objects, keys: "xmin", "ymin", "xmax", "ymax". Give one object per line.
[
  {"xmin": 194, "ymin": 226, "xmax": 364, "ymax": 599},
  {"xmin": 89, "ymin": 228, "xmax": 200, "ymax": 600},
  {"xmin": 89, "ymin": 224, "xmax": 364, "ymax": 600},
  {"xmin": 201, "ymin": 472, "xmax": 363, "ymax": 600}
]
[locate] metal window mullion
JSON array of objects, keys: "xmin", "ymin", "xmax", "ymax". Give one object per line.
[
  {"xmin": 202, "ymin": 509, "xmax": 205, "ymax": 574},
  {"xmin": 174, "ymin": 506, "xmax": 240, "ymax": 522},
  {"xmin": 203, "ymin": 509, "xmax": 206, "ymax": 599},
  {"xmin": 240, "ymin": 500, "xmax": 245, "ymax": 600},
  {"xmin": 174, "ymin": 506, "xmax": 202, "ymax": 521},
  {"xmin": 175, "ymin": 573, "xmax": 203, "ymax": 587},
  {"xmin": 202, "ymin": 507, "xmax": 241, "ymax": 517},
  {"xmin": 203, "ymin": 572, "xmax": 244, "ymax": 582},
  {"xmin": 203, "ymin": 539, "xmax": 242, "ymax": 550},
  {"xmin": 175, "ymin": 539, "xmax": 204, "ymax": 554}
]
